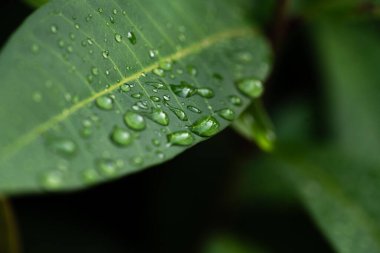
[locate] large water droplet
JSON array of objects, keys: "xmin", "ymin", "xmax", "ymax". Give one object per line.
[
  {"xmin": 170, "ymin": 82, "xmax": 196, "ymax": 98},
  {"xmin": 236, "ymin": 77, "xmax": 264, "ymax": 98},
  {"xmin": 217, "ymin": 108, "xmax": 235, "ymax": 121},
  {"xmin": 127, "ymin": 32, "xmax": 137, "ymax": 45},
  {"xmin": 190, "ymin": 116, "xmax": 220, "ymax": 137},
  {"xmin": 96, "ymin": 96, "xmax": 113, "ymax": 110},
  {"xmin": 167, "ymin": 131, "xmax": 194, "ymax": 146},
  {"xmin": 110, "ymin": 127, "xmax": 133, "ymax": 146},
  {"xmin": 124, "ymin": 111, "xmax": 146, "ymax": 131},
  {"xmin": 150, "ymin": 109, "xmax": 169, "ymax": 126}
]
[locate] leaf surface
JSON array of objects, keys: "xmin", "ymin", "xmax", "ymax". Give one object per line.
[{"xmin": 0, "ymin": 0, "xmax": 271, "ymax": 194}]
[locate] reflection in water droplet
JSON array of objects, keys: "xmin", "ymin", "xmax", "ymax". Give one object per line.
[
  {"xmin": 110, "ymin": 127, "xmax": 133, "ymax": 146},
  {"xmin": 190, "ymin": 116, "xmax": 220, "ymax": 137},
  {"xmin": 124, "ymin": 111, "xmax": 146, "ymax": 131},
  {"xmin": 127, "ymin": 32, "xmax": 137, "ymax": 45},
  {"xmin": 96, "ymin": 96, "xmax": 113, "ymax": 110},
  {"xmin": 217, "ymin": 108, "xmax": 235, "ymax": 121},
  {"xmin": 150, "ymin": 109, "xmax": 169, "ymax": 126},
  {"xmin": 167, "ymin": 131, "xmax": 194, "ymax": 146},
  {"xmin": 196, "ymin": 88, "xmax": 214, "ymax": 98},
  {"xmin": 170, "ymin": 82, "xmax": 196, "ymax": 98},
  {"xmin": 229, "ymin": 95, "xmax": 242, "ymax": 106},
  {"xmin": 187, "ymin": 105, "xmax": 201, "ymax": 114},
  {"xmin": 236, "ymin": 77, "xmax": 264, "ymax": 98}
]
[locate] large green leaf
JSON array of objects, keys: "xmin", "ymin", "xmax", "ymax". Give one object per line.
[{"xmin": 0, "ymin": 0, "xmax": 271, "ymax": 194}]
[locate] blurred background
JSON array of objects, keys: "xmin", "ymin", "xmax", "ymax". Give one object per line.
[{"xmin": 2, "ymin": 0, "xmax": 380, "ymax": 252}]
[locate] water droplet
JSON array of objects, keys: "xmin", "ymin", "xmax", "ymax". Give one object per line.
[
  {"xmin": 187, "ymin": 65, "xmax": 197, "ymax": 76},
  {"xmin": 115, "ymin": 33, "xmax": 122, "ymax": 43},
  {"xmin": 169, "ymin": 107, "xmax": 188, "ymax": 121},
  {"xmin": 74, "ymin": 23, "xmax": 80, "ymax": 29},
  {"xmin": 150, "ymin": 109, "xmax": 169, "ymax": 126},
  {"xmin": 31, "ymin": 44, "xmax": 39, "ymax": 53},
  {"xmin": 97, "ymin": 159, "xmax": 118, "ymax": 176},
  {"xmin": 91, "ymin": 67, "xmax": 99, "ymax": 76},
  {"xmin": 112, "ymin": 9, "xmax": 118, "ymax": 15},
  {"xmin": 50, "ymin": 25, "xmax": 58, "ymax": 33},
  {"xmin": 120, "ymin": 84, "xmax": 131, "ymax": 93},
  {"xmin": 229, "ymin": 95, "xmax": 242, "ymax": 106},
  {"xmin": 187, "ymin": 105, "xmax": 201, "ymax": 114},
  {"xmin": 110, "ymin": 127, "xmax": 133, "ymax": 146},
  {"xmin": 236, "ymin": 77, "xmax": 264, "ymax": 98},
  {"xmin": 150, "ymin": 96, "xmax": 161, "ymax": 102},
  {"xmin": 42, "ymin": 171, "xmax": 63, "ymax": 190},
  {"xmin": 102, "ymin": 50, "xmax": 110, "ymax": 59},
  {"xmin": 131, "ymin": 92, "xmax": 143, "ymax": 99},
  {"xmin": 156, "ymin": 151, "xmax": 165, "ymax": 159},
  {"xmin": 69, "ymin": 33, "xmax": 75, "ymax": 40},
  {"xmin": 127, "ymin": 32, "xmax": 137, "ymax": 45},
  {"xmin": 167, "ymin": 131, "xmax": 194, "ymax": 146},
  {"xmin": 163, "ymin": 95, "xmax": 170, "ymax": 101},
  {"xmin": 82, "ymin": 169, "xmax": 100, "ymax": 184},
  {"xmin": 124, "ymin": 111, "xmax": 146, "ymax": 131},
  {"xmin": 152, "ymin": 138, "xmax": 161, "ymax": 147},
  {"xmin": 217, "ymin": 108, "xmax": 235, "ymax": 121},
  {"xmin": 170, "ymin": 82, "xmax": 196, "ymax": 98},
  {"xmin": 97, "ymin": 7, "xmax": 104, "ymax": 13},
  {"xmin": 131, "ymin": 156, "xmax": 143, "ymax": 166},
  {"xmin": 196, "ymin": 88, "xmax": 214, "ymax": 98},
  {"xmin": 149, "ymin": 49, "xmax": 158, "ymax": 59},
  {"xmin": 153, "ymin": 68, "xmax": 165, "ymax": 77},
  {"xmin": 50, "ymin": 138, "xmax": 77, "ymax": 156},
  {"xmin": 159, "ymin": 60, "xmax": 173, "ymax": 71},
  {"xmin": 190, "ymin": 116, "xmax": 220, "ymax": 137},
  {"xmin": 96, "ymin": 96, "xmax": 113, "ymax": 110}
]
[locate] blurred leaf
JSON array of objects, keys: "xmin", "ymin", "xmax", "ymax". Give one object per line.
[
  {"xmin": 0, "ymin": 198, "xmax": 20, "ymax": 253},
  {"xmin": 271, "ymin": 146, "xmax": 380, "ymax": 253},
  {"xmin": 23, "ymin": 0, "xmax": 48, "ymax": 8},
  {"xmin": 202, "ymin": 234, "xmax": 268, "ymax": 253},
  {"xmin": 314, "ymin": 20, "xmax": 380, "ymax": 163},
  {"xmin": 0, "ymin": 0, "xmax": 271, "ymax": 194}
]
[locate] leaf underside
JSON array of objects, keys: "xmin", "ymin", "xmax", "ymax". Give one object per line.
[{"xmin": 0, "ymin": 0, "xmax": 271, "ymax": 194}]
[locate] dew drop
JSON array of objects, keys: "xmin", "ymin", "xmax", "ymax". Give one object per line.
[
  {"xmin": 236, "ymin": 77, "xmax": 264, "ymax": 98},
  {"xmin": 91, "ymin": 67, "xmax": 99, "ymax": 76},
  {"xmin": 32, "ymin": 92, "xmax": 42, "ymax": 103},
  {"xmin": 131, "ymin": 156, "xmax": 143, "ymax": 166},
  {"xmin": 42, "ymin": 171, "xmax": 63, "ymax": 190},
  {"xmin": 217, "ymin": 108, "xmax": 235, "ymax": 121},
  {"xmin": 110, "ymin": 127, "xmax": 133, "ymax": 146},
  {"xmin": 97, "ymin": 159, "xmax": 118, "ymax": 176},
  {"xmin": 153, "ymin": 68, "xmax": 165, "ymax": 77},
  {"xmin": 124, "ymin": 111, "xmax": 146, "ymax": 131},
  {"xmin": 96, "ymin": 96, "xmax": 113, "ymax": 110},
  {"xmin": 97, "ymin": 7, "xmax": 104, "ymax": 13},
  {"xmin": 50, "ymin": 25, "xmax": 58, "ymax": 33},
  {"xmin": 149, "ymin": 49, "xmax": 158, "ymax": 59},
  {"xmin": 190, "ymin": 116, "xmax": 220, "ymax": 137},
  {"xmin": 112, "ymin": 9, "xmax": 118, "ymax": 15},
  {"xmin": 150, "ymin": 96, "xmax": 161, "ymax": 102},
  {"xmin": 31, "ymin": 44, "xmax": 40, "ymax": 53},
  {"xmin": 102, "ymin": 50, "xmax": 110, "ymax": 59},
  {"xmin": 127, "ymin": 32, "xmax": 137, "ymax": 45},
  {"xmin": 196, "ymin": 88, "xmax": 214, "ymax": 98},
  {"xmin": 150, "ymin": 109, "xmax": 169, "ymax": 126},
  {"xmin": 167, "ymin": 131, "xmax": 194, "ymax": 146},
  {"xmin": 159, "ymin": 60, "xmax": 173, "ymax": 71},
  {"xmin": 170, "ymin": 82, "xmax": 196, "ymax": 98},
  {"xmin": 187, "ymin": 105, "xmax": 201, "ymax": 114},
  {"xmin": 50, "ymin": 138, "xmax": 77, "ymax": 156},
  {"xmin": 187, "ymin": 65, "xmax": 198, "ymax": 76},
  {"xmin": 82, "ymin": 169, "xmax": 100, "ymax": 184},
  {"xmin": 169, "ymin": 107, "xmax": 188, "ymax": 121},
  {"xmin": 229, "ymin": 95, "xmax": 242, "ymax": 106},
  {"xmin": 152, "ymin": 138, "xmax": 161, "ymax": 147},
  {"xmin": 120, "ymin": 84, "xmax": 131, "ymax": 93},
  {"xmin": 115, "ymin": 33, "xmax": 122, "ymax": 43},
  {"xmin": 131, "ymin": 92, "xmax": 143, "ymax": 99}
]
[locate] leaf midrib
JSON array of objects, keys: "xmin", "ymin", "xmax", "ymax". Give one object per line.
[{"xmin": 0, "ymin": 27, "xmax": 254, "ymax": 164}]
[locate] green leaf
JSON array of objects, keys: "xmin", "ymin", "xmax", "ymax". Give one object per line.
[
  {"xmin": 0, "ymin": 198, "xmax": 20, "ymax": 253},
  {"xmin": 0, "ymin": 0, "xmax": 271, "ymax": 194},
  {"xmin": 272, "ymin": 146, "xmax": 380, "ymax": 253},
  {"xmin": 24, "ymin": 0, "xmax": 49, "ymax": 8},
  {"xmin": 314, "ymin": 20, "xmax": 380, "ymax": 163}
]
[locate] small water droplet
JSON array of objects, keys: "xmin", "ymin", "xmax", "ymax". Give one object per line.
[
  {"xmin": 150, "ymin": 109, "xmax": 169, "ymax": 126},
  {"xmin": 120, "ymin": 84, "xmax": 131, "ymax": 93},
  {"xmin": 149, "ymin": 49, "xmax": 159, "ymax": 59},
  {"xmin": 169, "ymin": 107, "xmax": 188, "ymax": 121},
  {"xmin": 150, "ymin": 96, "xmax": 161, "ymax": 102},
  {"xmin": 167, "ymin": 131, "xmax": 194, "ymax": 146},
  {"xmin": 42, "ymin": 171, "xmax": 64, "ymax": 190},
  {"xmin": 190, "ymin": 116, "xmax": 220, "ymax": 137},
  {"xmin": 82, "ymin": 169, "xmax": 100, "ymax": 184},
  {"xmin": 187, "ymin": 105, "xmax": 201, "ymax": 114},
  {"xmin": 50, "ymin": 138, "xmax": 77, "ymax": 156},
  {"xmin": 110, "ymin": 127, "xmax": 133, "ymax": 146},
  {"xmin": 124, "ymin": 111, "xmax": 146, "ymax": 131},
  {"xmin": 113, "ymin": 9, "xmax": 118, "ymax": 15},
  {"xmin": 31, "ymin": 44, "xmax": 40, "ymax": 53},
  {"xmin": 229, "ymin": 95, "xmax": 242, "ymax": 106},
  {"xmin": 91, "ymin": 67, "xmax": 99, "ymax": 76},
  {"xmin": 152, "ymin": 138, "xmax": 161, "ymax": 147},
  {"xmin": 50, "ymin": 25, "xmax": 58, "ymax": 33},
  {"xmin": 102, "ymin": 50, "xmax": 110, "ymax": 59},
  {"xmin": 170, "ymin": 82, "xmax": 196, "ymax": 98},
  {"xmin": 153, "ymin": 68, "xmax": 165, "ymax": 77},
  {"xmin": 131, "ymin": 92, "xmax": 143, "ymax": 99},
  {"xmin": 196, "ymin": 88, "xmax": 214, "ymax": 98},
  {"xmin": 217, "ymin": 108, "xmax": 235, "ymax": 121},
  {"xmin": 115, "ymin": 33, "xmax": 122, "ymax": 43},
  {"xmin": 127, "ymin": 32, "xmax": 137, "ymax": 45},
  {"xmin": 98, "ymin": 7, "xmax": 104, "ymax": 13},
  {"xmin": 187, "ymin": 65, "xmax": 197, "ymax": 76},
  {"xmin": 75, "ymin": 23, "xmax": 80, "ymax": 29},
  {"xmin": 96, "ymin": 96, "xmax": 113, "ymax": 110},
  {"xmin": 236, "ymin": 77, "xmax": 264, "ymax": 98},
  {"xmin": 97, "ymin": 159, "xmax": 118, "ymax": 176},
  {"xmin": 33, "ymin": 92, "xmax": 42, "ymax": 102},
  {"xmin": 159, "ymin": 60, "xmax": 173, "ymax": 71},
  {"xmin": 131, "ymin": 156, "xmax": 143, "ymax": 166}
]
